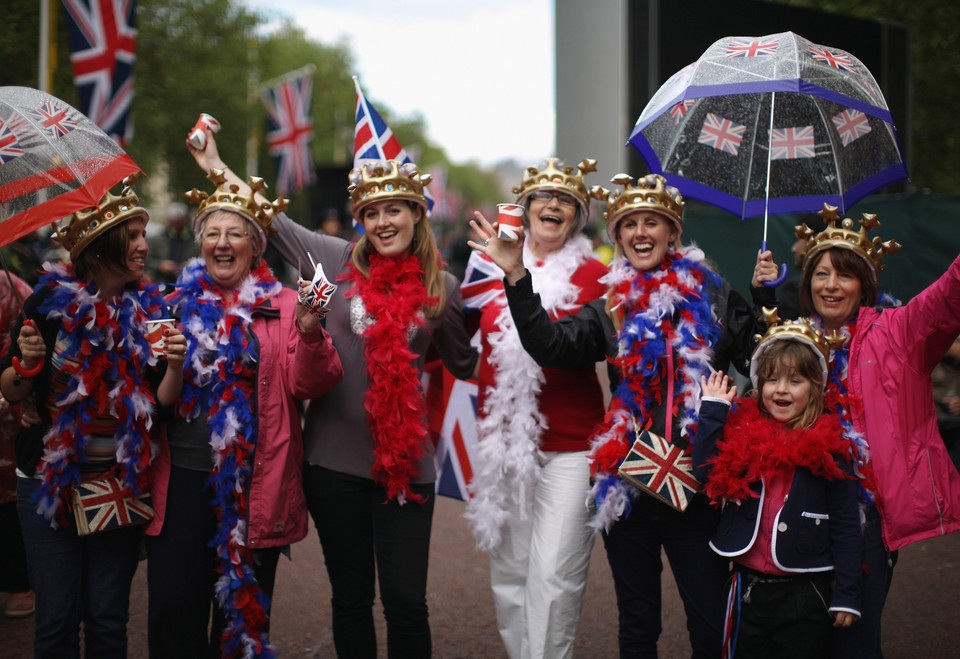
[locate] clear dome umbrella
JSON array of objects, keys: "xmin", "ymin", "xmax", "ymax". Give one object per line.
[{"xmin": 628, "ymin": 31, "xmax": 908, "ymax": 285}]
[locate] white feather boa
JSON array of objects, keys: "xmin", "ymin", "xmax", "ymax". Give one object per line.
[{"xmin": 464, "ymin": 235, "xmax": 596, "ymax": 552}]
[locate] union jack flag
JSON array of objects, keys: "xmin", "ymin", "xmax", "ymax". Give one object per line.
[
  {"xmin": 461, "ymin": 251, "xmax": 506, "ymax": 314},
  {"xmin": 71, "ymin": 477, "xmax": 153, "ymax": 536},
  {"xmin": 423, "ymin": 360, "xmax": 479, "ymax": 501},
  {"xmin": 808, "ymin": 45, "xmax": 856, "ymax": 73},
  {"xmin": 62, "ymin": 0, "xmax": 137, "ymax": 146},
  {"xmin": 0, "ymin": 118, "xmax": 25, "ymax": 165},
  {"xmin": 352, "ymin": 77, "xmax": 433, "ymax": 231},
  {"xmin": 832, "ymin": 108, "xmax": 872, "ymax": 146},
  {"xmin": 261, "ymin": 69, "xmax": 316, "ymax": 196},
  {"xmin": 670, "ymin": 100, "xmax": 696, "ymax": 125},
  {"xmin": 725, "ymin": 38, "xmax": 779, "ymax": 58},
  {"xmin": 769, "ymin": 125, "xmax": 816, "ymax": 160},
  {"xmin": 29, "ymin": 101, "xmax": 79, "ymax": 139},
  {"xmin": 698, "ymin": 113, "xmax": 746, "ymax": 156},
  {"xmin": 618, "ymin": 430, "xmax": 701, "ymax": 511}
]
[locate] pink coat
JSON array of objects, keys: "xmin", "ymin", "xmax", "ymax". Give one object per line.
[
  {"xmin": 146, "ymin": 288, "xmax": 343, "ymax": 549},
  {"xmin": 849, "ymin": 254, "xmax": 960, "ymax": 551}
]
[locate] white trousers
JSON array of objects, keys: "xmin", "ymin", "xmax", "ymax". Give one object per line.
[{"xmin": 489, "ymin": 450, "xmax": 595, "ymax": 659}]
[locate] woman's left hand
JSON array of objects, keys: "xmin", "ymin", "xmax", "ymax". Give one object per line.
[
  {"xmin": 468, "ymin": 211, "xmax": 526, "ymax": 285},
  {"xmin": 295, "ymin": 281, "xmax": 324, "ymax": 333},
  {"xmin": 163, "ymin": 326, "xmax": 188, "ymax": 368}
]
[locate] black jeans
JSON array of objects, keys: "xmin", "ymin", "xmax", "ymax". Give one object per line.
[
  {"xmin": 602, "ymin": 493, "xmax": 727, "ymax": 659},
  {"xmin": 304, "ymin": 465, "xmax": 435, "ymax": 659},
  {"xmin": 147, "ymin": 466, "xmax": 281, "ymax": 658},
  {"xmin": 733, "ymin": 567, "xmax": 835, "ymax": 659}
]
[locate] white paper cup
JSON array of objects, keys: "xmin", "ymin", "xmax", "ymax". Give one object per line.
[
  {"xmin": 187, "ymin": 113, "xmax": 221, "ymax": 150},
  {"xmin": 145, "ymin": 319, "xmax": 176, "ymax": 358},
  {"xmin": 497, "ymin": 203, "xmax": 524, "ymax": 241}
]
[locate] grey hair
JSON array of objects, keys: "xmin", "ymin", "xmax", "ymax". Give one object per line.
[{"xmin": 194, "ymin": 209, "xmax": 265, "ymax": 256}]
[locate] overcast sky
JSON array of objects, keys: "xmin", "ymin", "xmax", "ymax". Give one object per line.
[{"xmin": 246, "ymin": 0, "xmax": 555, "ymax": 167}]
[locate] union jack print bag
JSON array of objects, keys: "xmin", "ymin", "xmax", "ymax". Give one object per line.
[
  {"xmin": 618, "ymin": 429, "xmax": 701, "ymax": 512},
  {"xmin": 71, "ymin": 477, "xmax": 153, "ymax": 536}
]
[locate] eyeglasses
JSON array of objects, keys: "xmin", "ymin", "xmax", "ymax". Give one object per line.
[
  {"xmin": 201, "ymin": 229, "xmax": 249, "ymax": 245},
  {"xmin": 529, "ymin": 190, "xmax": 578, "ymax": 207}
]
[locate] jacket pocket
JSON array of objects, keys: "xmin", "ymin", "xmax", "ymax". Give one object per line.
[{"xmin": 796, "ymin": 511, "xmax": 830, "ymax": 554}]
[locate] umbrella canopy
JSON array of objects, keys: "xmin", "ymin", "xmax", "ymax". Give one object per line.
[
  {"xmin": 628, "ymin": 31, "xmax": 908, "ymax": 219},
  {"xmin": 0, "ymin": 86, "xmax": 141, "ymax": 247}
]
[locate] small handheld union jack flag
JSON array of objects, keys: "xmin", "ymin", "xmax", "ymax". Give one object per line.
[
  {"xmin": 618, "ymin": 429, "xmax": 701, "ymax": 511},
  {"xmin": 299, "ymin": 261, "xmax": 337, "ymax": 318}
]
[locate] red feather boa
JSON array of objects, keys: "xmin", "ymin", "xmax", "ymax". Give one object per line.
[
  {"xmin": 343, "ymin": 252, "xmax": 437, "ymax": 504},
  {"xmin": 703, "ymin": 398, "xmax": 852, "ymax": 503}
]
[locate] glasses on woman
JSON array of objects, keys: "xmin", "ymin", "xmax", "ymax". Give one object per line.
[
  {"xmin": 202, "ymin": 229, "xmax": 249, "ymax": 244},
  {"xmin": 529, "ymin": 190, "xmax": 578, "ymax": 207}
]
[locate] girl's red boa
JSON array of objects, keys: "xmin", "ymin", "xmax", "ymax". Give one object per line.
[
  {"xmin": 343, "ymin": 252, "xmax": 437, "ymax": 504},
  {"xmin": 703, "ymin": 398, "xmax": 852, "ymax": 504}
]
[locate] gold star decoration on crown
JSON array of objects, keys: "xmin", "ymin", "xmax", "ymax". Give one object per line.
[
  {"xmin": 797, "ymin": 203, "xmax": 902, "ymax": 280},
  {"xmin": 185, "ymin": 168, "xmax": 287, "ymax": 235}
]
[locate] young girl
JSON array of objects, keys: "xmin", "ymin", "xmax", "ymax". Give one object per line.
[{"xmin": 692, "ymin": 314, "xmax": 861, "ymax": 659}]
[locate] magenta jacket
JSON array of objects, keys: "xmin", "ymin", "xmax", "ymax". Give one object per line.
[
  {"xmin": 850, "ymin": 254, "xmax": 960, "ymax": 551},
  {"xmin": 146, "ymin": 288, "xmax": 343, "ymax": 549}
]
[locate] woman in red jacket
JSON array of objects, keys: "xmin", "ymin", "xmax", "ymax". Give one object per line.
[{"xmin": 145, "ymin": 171, "xmax": 343, "ymax": 658}]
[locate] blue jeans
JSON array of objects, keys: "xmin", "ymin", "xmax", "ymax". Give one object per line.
[{"xmin": 17, "ymin": 477, "xmax": 142, "ymax": 659}]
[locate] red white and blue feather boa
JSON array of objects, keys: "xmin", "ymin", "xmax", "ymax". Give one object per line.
[
  {"xmin": 170, "ymin": 258, "xmax": 281, "ymax": 659},
  {"xmin": 465, "ymin": 235, "xmax": 595, "ymax": 551},
  {"xmin": 587, "ymin": 246, "xmax": 721, "ymax": 532},
  {"xmin": 342, "ymin": 251, "xmax": 435, "ymax": 505},
  {"xmin": 33, "ymin": 262, "xmax": 164, "ymax": 526}
]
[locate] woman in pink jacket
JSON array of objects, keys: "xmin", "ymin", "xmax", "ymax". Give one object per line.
[
  {"xmin": 753, "ymin": 203, "xmax": 960, "ymax": 657},
  {"xmin": 145, "ymin": 171, "xmax": 343, "ymax": 658}
]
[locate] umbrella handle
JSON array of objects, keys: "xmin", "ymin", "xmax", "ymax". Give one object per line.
[{"xmin": 760, "ymin": 240, "xmax": 788, "ymax": 288}]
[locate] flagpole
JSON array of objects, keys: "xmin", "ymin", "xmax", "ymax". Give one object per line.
[
  {"xmin": 259, "ymin": 64, "xmax": 316, "ymax": 94},
  {"xmin": 39, "ymin": 0, "xmax": 50, "ymax": 92}
]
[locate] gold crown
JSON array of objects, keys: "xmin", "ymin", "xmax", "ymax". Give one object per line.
[
  {"xmin": 750, "ymin": 307, "xmax": 845, "ymax": 387},
  {"xmin": 56, "ymin": 174, "xmax": 149, "ymax": 260},
  {"xmin": 348, "ymin": 160, "xmax": 431, "ymax": 218},
  {"xmin": 512, "ymin": 158, "xmax": 597, "ymax": 217},
  {"xmin": 185, "ymin": 169, "xmax": 287, "ymax": 236},
  {"xmin": 598, "ymin": 173, "xmax": 685, "ymax": 243},
  {"xmin": 798, "ymin": 203, "xmax": 902, "ymax": 281}
]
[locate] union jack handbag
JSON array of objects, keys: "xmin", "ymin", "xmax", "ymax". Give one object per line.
[
  {"xmin": 618, "ymin": 429, "xmax": 701, "ymax": 512},
  {"xmin": 70, "ymin": 477, "xmax": 153, "ymax": 536}
]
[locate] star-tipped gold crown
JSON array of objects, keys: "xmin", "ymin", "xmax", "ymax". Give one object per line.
[
  {"xmin": 598, "ymin": 173, "xmax": 685, "ymax": 243},
  {"xmin": 348, "ymin": 160, "xmax": 432, "ymax": 218},
  {"xmin": 56, "ymin": 174, "xmax": 149, "ymax": 260},
  {"xmin": 798, "ymin": 203, "xmax": 902, "ymax": 281},
  {"xmin": 750, "ymin": 307, "xmax": 845, "ymax": 387},
  {"xmin": 512, "ymin": 158, "xmax": 597, "ymax": 217},
  {"xmin": 185, "ymin": 169, "xmax": 288, "ymax": 237}
]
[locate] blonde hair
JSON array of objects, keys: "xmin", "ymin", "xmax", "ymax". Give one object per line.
[
  {"xmin": 752, "ymin": 339, "xmax": 825, "ymax": 429},
  {"xmin": 350, "ymin": 202, "xmax": 447, "ymax": 319}
]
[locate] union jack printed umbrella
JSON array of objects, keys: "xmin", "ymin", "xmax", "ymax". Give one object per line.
[
  {"xmin": 0, "ymin": 86, "xmax": 140, "ymax": 248},
  {"xmin": 629, "ymin": 31, "xmax": 908, "ymax": 222}
]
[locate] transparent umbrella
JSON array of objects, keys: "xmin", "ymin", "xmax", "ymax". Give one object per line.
[
  {"xmin": 628, "ymin": 31, "xmax": 908, "ymax": 284},
  {"xmin": 0, "ymin": 86, "xmax": 140, "ymax": 247}
]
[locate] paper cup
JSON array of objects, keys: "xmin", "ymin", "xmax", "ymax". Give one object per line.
[
  {"xmin": 497, "ymin": 204, "xmax": 525, "ymax": 241},
  {"xmin": 187, "ymin": 113, "xmax": 221, "ymax": 150},
  {"xmin": 145, "ymin": 319, "xmax": 176, "ymax": 358},
  {"xmin": 299, "ymin": 262, "xmax": 338, "ymax": 316}
]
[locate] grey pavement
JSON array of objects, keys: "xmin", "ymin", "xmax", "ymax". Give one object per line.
[{"xmin": 2, "ymin": 495, "xmax": 959, "ymax": 657}]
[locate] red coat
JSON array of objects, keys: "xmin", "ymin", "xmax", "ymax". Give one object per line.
[
  {"xmin": 146, "ymin": 287, "xmax": 342, "ymax": 549},
  {"xmin": 849, "ymin": 254, "xmax": 960, "ymax": 550}
]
